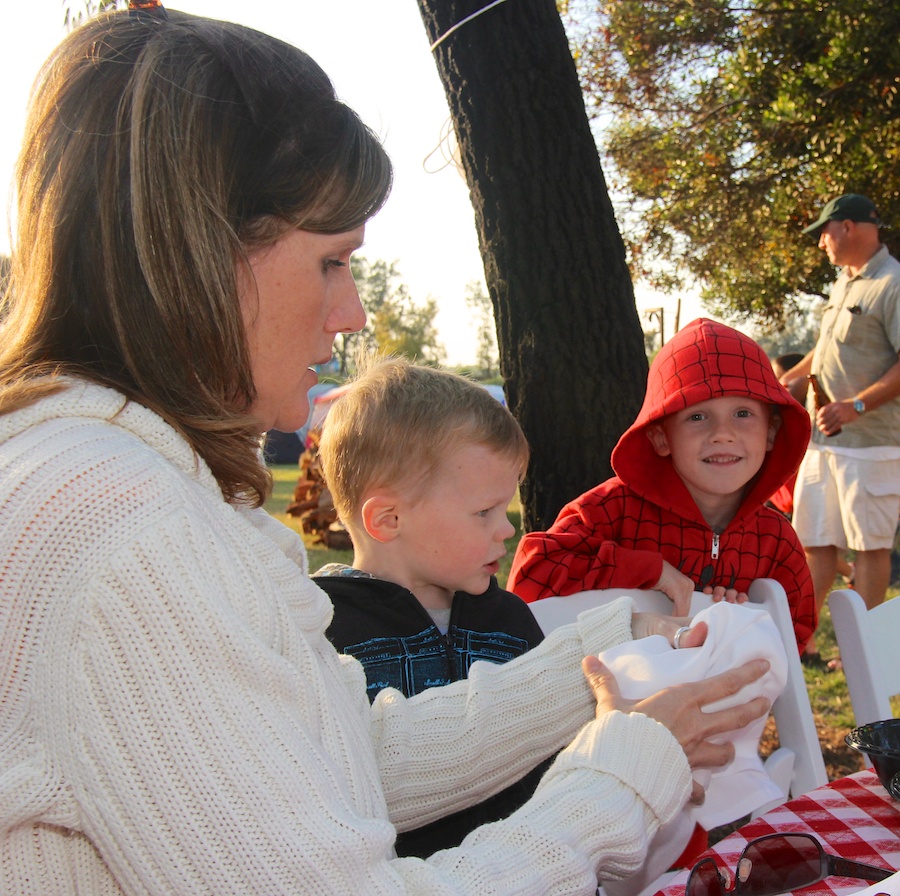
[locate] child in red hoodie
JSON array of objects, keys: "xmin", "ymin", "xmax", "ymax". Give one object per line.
[{"xmin": 509, "ymin": 318, "xmax": 817, "ymax": 652}]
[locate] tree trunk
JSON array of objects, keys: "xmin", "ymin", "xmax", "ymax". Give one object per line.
[{"xmin": 416, "ymin": 0, "xmax": 649, "ymax": 530}]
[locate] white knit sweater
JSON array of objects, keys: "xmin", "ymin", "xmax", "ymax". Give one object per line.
[{"xmin": 0, "ymin": 381, "xmax": 691, "ymax": 896}]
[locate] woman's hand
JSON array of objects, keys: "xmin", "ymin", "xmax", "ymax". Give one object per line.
[
  {"xmin": 654, "ymin": 560, "xmax": 696, "ymax": 615},
  {"xmin": 632, "ymin": 612, "xmax": 709, "ymax": 649},
  {"xmin": 582, "ymin": 655, "xmax": 771, "ymax": 804}
]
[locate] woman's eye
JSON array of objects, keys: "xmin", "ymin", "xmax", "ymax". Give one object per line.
[{"xmin": 323, "ymin": 258, "xmax": 347, "ymax": 273}]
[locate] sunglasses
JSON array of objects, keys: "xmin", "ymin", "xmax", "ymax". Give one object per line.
[{"xmin": 686, "ymin": 833, "xmax": 893, "ymax": 896}]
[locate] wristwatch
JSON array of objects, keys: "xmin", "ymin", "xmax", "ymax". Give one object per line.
[{"xmin": 853, "ymin": 398, "xmax": 866, "ymax": 414}]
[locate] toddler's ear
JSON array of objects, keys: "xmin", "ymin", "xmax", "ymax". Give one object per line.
[
  {"xmin": 361, "ymin": 494, "xmax": 401, "ymax": 542},
  {"xmin": 646, "ymin": 424, "xmax": 671, "ymax": 457}
]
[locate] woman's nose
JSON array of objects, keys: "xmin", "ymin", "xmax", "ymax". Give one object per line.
[{"xmin": 334, "ymin": 281, "xmax": 367, "ymax": 335}]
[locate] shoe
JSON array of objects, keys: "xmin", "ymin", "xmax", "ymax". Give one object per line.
[
  {"xmin": 801, "ymin": 651, "xmax": 827, "ymax": 669},
  {"xmin": 827, "ymin": 657, "xmax": 843, "ymax": 672}
]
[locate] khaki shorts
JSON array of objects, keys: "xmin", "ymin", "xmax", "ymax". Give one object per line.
[{"xmin": 793, "ymin": 449, "xmax": 900, "ymax": 551}]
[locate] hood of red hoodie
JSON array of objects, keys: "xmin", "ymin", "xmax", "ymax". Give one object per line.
[{"xmin": 611, "ymin": 318, "xmax": 811, "ymax": 528}]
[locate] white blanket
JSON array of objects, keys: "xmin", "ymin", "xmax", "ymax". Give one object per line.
[{"xmin": 598, "ymin": 601, "xmax": 788, "ymax": 896}]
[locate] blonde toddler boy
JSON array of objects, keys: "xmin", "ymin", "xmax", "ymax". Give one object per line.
[{"xmin": 314, "ymin": 356, "xmax": 546, "ymax": 856}]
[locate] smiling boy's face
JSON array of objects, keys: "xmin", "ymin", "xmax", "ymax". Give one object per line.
[{"xmin": 646, "ymin": 396, "xmax": 780, "ymax": 527}]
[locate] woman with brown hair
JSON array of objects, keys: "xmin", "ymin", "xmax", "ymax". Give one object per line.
[{"xmin": 0, "ymin": 6, "xmax": 769, "ymax": 894}]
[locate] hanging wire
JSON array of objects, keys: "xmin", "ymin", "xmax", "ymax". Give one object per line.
[
  {"xmin": 429, "ymin": 0, "xmax": 510, "ymax": 52},
  {"xmin": 425, "ymin": 0, "xmax": 513, "ymax": 176},
  {"xmin": 422, "ymin": 117, "xmax": 464, "ymax": 176}
]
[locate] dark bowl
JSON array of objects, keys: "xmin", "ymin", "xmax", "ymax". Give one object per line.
[{"xmin": 846, "ymin": 719, "xmax": 900, "ymax": 799}]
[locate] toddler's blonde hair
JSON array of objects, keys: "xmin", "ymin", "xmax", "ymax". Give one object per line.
[{"xmin": 319, "ymin": 356, "xmax": 529, "ymax": 523}]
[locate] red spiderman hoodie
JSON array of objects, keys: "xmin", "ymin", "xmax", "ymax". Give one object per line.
[{"xmin": 509, "ymin": 318, "xmax": 816, "ymax": 652}]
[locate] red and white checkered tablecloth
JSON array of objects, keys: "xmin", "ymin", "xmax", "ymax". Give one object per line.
[{"xmin": 656, "ymin": 770, "xmax": 900, "ymax": 896}]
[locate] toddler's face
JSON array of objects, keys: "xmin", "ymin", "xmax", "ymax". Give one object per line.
[
  {"xmin": 397, "ymin": 443, "xmax": 519, "ymax": 604},
  {"xmin": 647, "ymin": 396, "xmax": 779, "ymax": 513}
]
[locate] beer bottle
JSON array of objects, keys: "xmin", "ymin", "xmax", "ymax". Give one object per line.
[{"xmin": 808, "ymin": 374, "xmax": 841, "ymax": 436}]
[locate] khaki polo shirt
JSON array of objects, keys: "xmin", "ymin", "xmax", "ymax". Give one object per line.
[{"xmin": 811, "ymin": 245, "xmax": 900, "ymax": 448}]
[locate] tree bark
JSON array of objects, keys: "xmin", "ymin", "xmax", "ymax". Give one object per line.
[{"xmin": 416, "ymin": 0, "xmax": 649, "ymax": 531}]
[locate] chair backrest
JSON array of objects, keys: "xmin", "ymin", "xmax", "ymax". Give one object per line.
[
  {"xmin": 528, "ymin": 578, "xmax": 828, "ymax": 809},
  {"xmin": 747, "ymin": 578, "xmax": 828, "ymax": 801},
  {"xmin": 828, "ymin": 589, "xmax": 899, "ymax": 726}
]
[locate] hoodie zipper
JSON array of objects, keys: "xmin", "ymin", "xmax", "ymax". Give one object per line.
[{"xmin": 711, "ymin": 532, "xmax": 720, "ymax": 560}]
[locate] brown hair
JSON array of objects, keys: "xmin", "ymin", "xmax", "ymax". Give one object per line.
[
  {"xmin": 0, "ymin": 9, "xmax": 391, "ymax": 505},
  {"xmin": 319, "ymin": 356, "xmax": 529, "ymax": 525}
]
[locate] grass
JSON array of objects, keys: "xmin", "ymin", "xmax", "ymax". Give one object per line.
[{"xmin": 265, "ymin": 463, "xmax": 896, "ymax": 780}]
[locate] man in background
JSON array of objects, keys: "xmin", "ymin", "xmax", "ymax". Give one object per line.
[{"xmin": 780, "ymin": 195, "xmax": 900, "ymax": 644}]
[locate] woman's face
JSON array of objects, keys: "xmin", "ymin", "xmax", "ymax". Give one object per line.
[{"xmin": 239, "ymin": 226, "xmax": 366, "ymax": 433}]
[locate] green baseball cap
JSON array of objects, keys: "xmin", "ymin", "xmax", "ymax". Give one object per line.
[{"xmin": 802, "ymin": 194, "xmax": 881, "ymax": 235}]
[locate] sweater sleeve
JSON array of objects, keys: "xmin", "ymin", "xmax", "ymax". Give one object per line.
[
  {"xmin": 364, "ymin": 601, "xmax": 691, "ymax": 892},
  {"xmin": 508, "ymin": 491, "xmax": 665, "ymax": 601},
  {"xmin": 56, "ymin": 518, "xmax": 688, "ymax": 896},
  {"xmin": 370, "ymin": 598, "xmax": 638, "ymax": 830},
  {"xmin": 399, "ymin": 712, "xmax": 691, "ymax": 893}
]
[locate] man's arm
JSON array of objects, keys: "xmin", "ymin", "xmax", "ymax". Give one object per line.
[
  {"xmin": 778, "ymin": 349, "xmax": 815, "ymax": 402},
  {"xmin": 815, "ymin": 354, "xmax": 900, "ymax": 434}
]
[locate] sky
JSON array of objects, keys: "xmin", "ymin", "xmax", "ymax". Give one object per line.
[{"xmin": 0, "ymin": 1, "xmax": 702, "ymax": 364}]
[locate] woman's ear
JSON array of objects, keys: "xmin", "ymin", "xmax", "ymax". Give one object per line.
[
  {"xmin": 646, "ymin": 424, "xmax": 671, "ymax": 457},
  {"xmin": 361, "ymin": 494, "xmax": 401, "ymax": 543}
]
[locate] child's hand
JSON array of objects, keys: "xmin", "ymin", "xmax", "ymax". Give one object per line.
[
  {"xmin": 702, "ymin": 585, "xmax": 749, "ymax": 604},
  {"xmin": 654, "ymin": 560, "xmax": 695, "ymax": 615}
]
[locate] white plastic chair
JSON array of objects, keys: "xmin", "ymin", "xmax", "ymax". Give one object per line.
[
  {"xmin": 531, "ymin": 579, "xmax": 828, "ymax": 896},
  {"xmin": 828, "ymin": 589, "xmax": 899, "ymax": 726},
  {"xmin": 528, "ymin": 578, "xmax": 827, "ymax": 806}
]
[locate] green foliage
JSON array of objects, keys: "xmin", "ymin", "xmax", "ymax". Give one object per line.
[
  {"xmin": 331, "ymin": 257, "xmax": 444, "ymax": 375},
  {"xmin": 464, "ymin": 280, "xmax": 498, "ymax": 377},
  {"xmin": 752, "ymin": 297, "xmax": 822, "ymax": 358},
  {"xmin": 566, "ymin": 0, "xmax": 900, "ymax": 323},
  {"xmin": 369, "ymin": 293, "xmax": 442, "ymax": 363}
]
